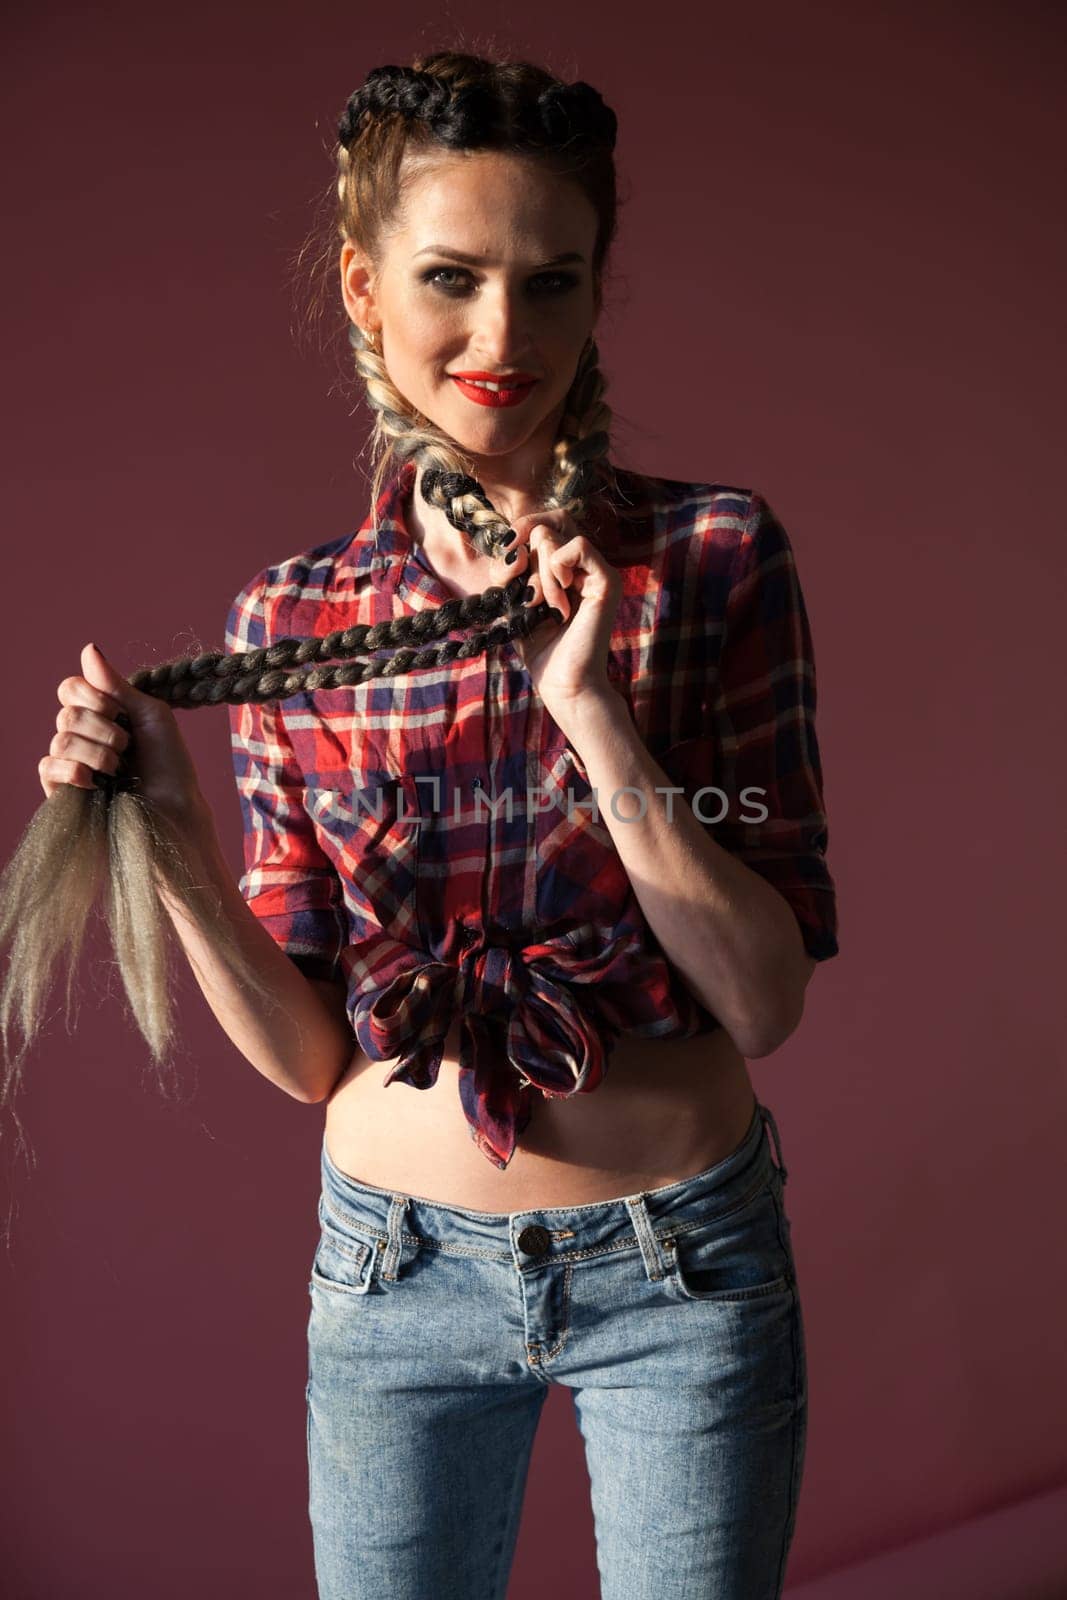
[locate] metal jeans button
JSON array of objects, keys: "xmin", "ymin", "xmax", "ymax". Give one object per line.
[{"xmin": 517, "ymin": 1224, "xmax": 551, "ymax": 1257}]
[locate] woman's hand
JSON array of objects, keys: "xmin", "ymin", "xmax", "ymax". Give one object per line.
[
  {"xmin": 40, "ymin": 642, "xmax": 210, "ymax": 830},
  {"xmin": 504, "ymin": 509, "xmax": 623, "ymax": 724}
]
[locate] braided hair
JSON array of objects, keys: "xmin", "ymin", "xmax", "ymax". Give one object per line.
[{"xmin": 0, "ymin": 50, "xmax": 622, "ymax": 1188}]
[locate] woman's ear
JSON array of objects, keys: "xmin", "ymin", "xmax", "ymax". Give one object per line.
[{"xmin": 339, "ymin": 241, "xmax": 377, "ymax": 329}]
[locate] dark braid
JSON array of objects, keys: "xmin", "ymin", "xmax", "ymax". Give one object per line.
[
  {"xmin": 94, "ymin": 579, "xmax": 551, "ymax": 794},
  {"xmin": 336, "ymin": 65, "xmax": 617, "ymax": 155},
  {"xmin": 121, "ymin": 565, "xmax": 551, "ymax": 715}
]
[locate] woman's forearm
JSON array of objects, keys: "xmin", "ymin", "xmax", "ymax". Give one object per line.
[
  {"xmin": 554, "ymin": 689, "xmax": 813, "ymax": 1057},
  {"xmin": 153, "ymin": 800, "xmax": 356, "ymax": 1103}
]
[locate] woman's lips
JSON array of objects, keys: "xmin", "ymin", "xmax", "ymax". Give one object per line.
[{"xmin": 450, "ymin": 375, "xmax": 539, "ymax": 408}]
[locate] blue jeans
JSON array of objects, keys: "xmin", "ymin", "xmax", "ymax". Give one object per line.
[{"xmin": 306, "ymin": 1097, "xmax": 807, "ymax": 1599}]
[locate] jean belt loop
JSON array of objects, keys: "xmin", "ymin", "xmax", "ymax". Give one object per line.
[
  {"xmin": 624, "ymin": 1193, "xmax": 672, "ymax": 1282},
  {"xmin": 381, "ymin": 1193, "xmax": 409, "ymax": 1281},
  {"xmin": 759, "ymin": 1101, "xmax": 789, "ymax": 1185}
]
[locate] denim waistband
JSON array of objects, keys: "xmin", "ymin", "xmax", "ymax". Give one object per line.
[{"xmin": 317, "ymin": 1097, "xmax": 788, "ymax": 1276}]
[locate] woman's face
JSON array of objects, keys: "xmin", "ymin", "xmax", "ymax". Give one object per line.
[{"xmin": 340, "ymin": 151, "xmax": 600, "ymax": 488}]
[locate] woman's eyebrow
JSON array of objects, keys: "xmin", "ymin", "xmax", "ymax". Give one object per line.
[{"xmin": 412, "ymin": 246, "xmax": 585, "ymax": 267}]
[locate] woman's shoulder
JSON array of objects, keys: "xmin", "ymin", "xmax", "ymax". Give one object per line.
[
  {"xmin": 602, "ymin": 466, "xmax": 761, "ymax": 590},
  {"xmin": 237, "ymin": 528, "xmax": 360, "ymax": 597},
  {"xmin": 224, "ymin": 527, "xmax": 365, "ymax": 653},
  {"xmin": 606, "ymin": 462, "xmax": 756, "ymax": 529},
  {"xmin": 226, "ymin": 469, "xmax": 412, "ymax": 629}
]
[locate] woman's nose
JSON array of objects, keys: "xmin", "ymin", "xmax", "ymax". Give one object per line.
[{"xmin": 469, "ymin": 291, "xmax": 533, "ymax": 356}]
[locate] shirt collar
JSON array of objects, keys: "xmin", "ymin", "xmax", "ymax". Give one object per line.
[
  {"xmin": 335, "ymin": 456, "xmax": 632, "ymax": 590},
  {"xmin": 333, "ymin": 459, "xmax": 417, "ymax": 588}
]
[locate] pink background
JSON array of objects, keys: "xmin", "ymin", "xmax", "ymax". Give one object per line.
[{"xmin": 3, "ymin": 2, "xmax": 1064, "ymax": 1594}]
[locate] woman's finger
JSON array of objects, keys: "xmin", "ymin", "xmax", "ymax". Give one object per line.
[
  {"xmin": 48, "ymin": 727, "xmax": 124, "ymax": 775},
  {"xmin": 528, "ymin": 525, "xmax": 572, "ymax": 620},
  {"xmin": 548, "ymin": 535, "xmax": 615, "ymax": 585},
  {"xmin": 56, "ymin": 702, "xmax": 131, "ymax": 753},
  {"xmin": 57, "ymin": 675, "xmax": 125, "ymax": 719},
  {"xmin": 506, "ymin": 509, "xmax": 571, "ymax": 555},
  {"xmin": 38, "ymin": 754, "xmax": 102, "ymax": 797}
]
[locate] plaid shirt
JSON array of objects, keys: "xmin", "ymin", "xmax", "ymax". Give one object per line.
[{"xmin": 225, "ymin": 460, "xmax": 838, "ymax": 1169}]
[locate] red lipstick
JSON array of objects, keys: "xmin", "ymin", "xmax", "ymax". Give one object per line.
[
  {"xmin": 449, "ymin": 371, "xmax": 540, "ymax": 408},
  {"xmin": 451, "ymin": 370, "xmax": 539, "ymax": 382}
]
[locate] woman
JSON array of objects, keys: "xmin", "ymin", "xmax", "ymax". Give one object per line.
[{"xmin": 36, "ymin": 51, "xmax": 837, "ymax": 1600}]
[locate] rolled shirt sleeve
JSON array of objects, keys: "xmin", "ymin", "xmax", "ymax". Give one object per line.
[
  {"xmin": 224, "ymin": 574, "xmax": 348, "ymax": 982},
  {"xmin": 704, "ymin": 491, "xmax": 839, "ymax": 962}
]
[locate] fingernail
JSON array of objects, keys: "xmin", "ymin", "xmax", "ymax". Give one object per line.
[
  {"xmin": 522, "ymin": 584, "xmax": 536, "ymax": 604},
  {"xmin": 502, "ymin": 529, "xmax": 516, "ymax": 547},
  {"xmin": 505, "ymin": 550, "xmax": 517, "ymax": 564}
]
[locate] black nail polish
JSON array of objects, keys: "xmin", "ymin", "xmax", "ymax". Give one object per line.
[
  {"xmin": 505, "ymin": 550, "xmax": 517, "ymax": 564},
  {"xmin": 522, "ymin": 584, "xmax": 536, "ymax": 604}
]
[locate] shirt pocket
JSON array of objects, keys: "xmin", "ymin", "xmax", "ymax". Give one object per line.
[{"xmin": 301, "ymin": 764, "xmax": 423, "ymax": 945}]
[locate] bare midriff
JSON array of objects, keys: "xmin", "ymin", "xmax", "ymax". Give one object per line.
[{"xmin": 323, "ymin": 1013, "xmax": 757, "ymax": 1212}]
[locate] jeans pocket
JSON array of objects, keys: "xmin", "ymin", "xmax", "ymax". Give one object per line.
[
  {"xmin": 663, "ymin": 1171, "xmax": 792, "ymax": 1304},
  {"xmin": 309, "ymin": 1199, "xmax": 384, "ymax": 1299}
]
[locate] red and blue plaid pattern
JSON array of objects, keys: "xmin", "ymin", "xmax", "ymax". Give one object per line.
[{"xmin": 225, "ymin": 460, "xmax": 838, "ymax": 1168}]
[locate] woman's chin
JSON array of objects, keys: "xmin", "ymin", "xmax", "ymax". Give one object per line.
[{"xmin": 443, "ymin": 423, "xmax": 542, "ymax": 462}]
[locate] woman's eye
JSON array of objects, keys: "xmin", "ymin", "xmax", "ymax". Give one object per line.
[
  {"xmin": 421, "ymin": 268, "xmax": 579, "ymax": 296},
  {"xmin": 423, "ymin": 268, "xmax": 469, "ymax": 292}
]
